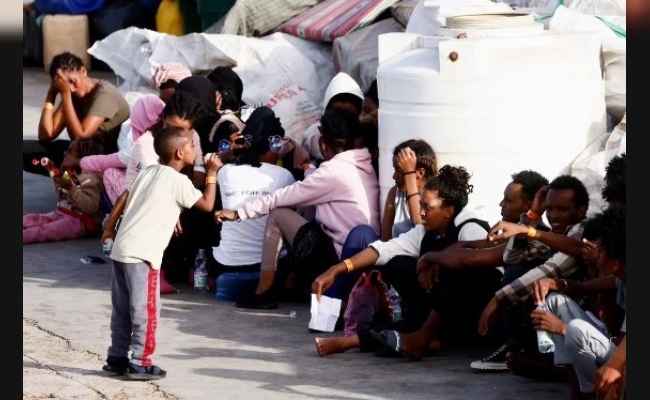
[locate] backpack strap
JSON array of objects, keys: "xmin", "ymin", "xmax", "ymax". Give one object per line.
[{"xmin": 454, "ymin": 217, "xmax": 491, "ymax": 241}]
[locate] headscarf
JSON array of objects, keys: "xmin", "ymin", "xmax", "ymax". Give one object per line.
[
  {"xmin": 175, "ymin": 76, "xmax": 220, "ymax": 147},
  {"xmin": 150, "ymin": 62, "xmax": 192, "ymax": 89},
  {"xmin": 130, "ymin": 94, "xmax": 165, "ymax": 140}
]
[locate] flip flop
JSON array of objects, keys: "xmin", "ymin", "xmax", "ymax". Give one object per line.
[{"xmin": 384, "ymin": 330, "xmax": 423, "ymax": 362}]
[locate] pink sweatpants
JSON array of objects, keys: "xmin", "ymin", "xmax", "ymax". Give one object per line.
[{"xmin": 23, "ymin": 210, "xmax": 87, "ymax": 244}]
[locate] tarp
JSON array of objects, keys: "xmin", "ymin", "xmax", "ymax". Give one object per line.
[{"xmin": 88, "ymin": 28, "xmax": 336, "ymax": 143}]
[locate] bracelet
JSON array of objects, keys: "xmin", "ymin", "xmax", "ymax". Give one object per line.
[
  {"xmin": 343, "ymin": 258, "xmax": 354, "ymax": 273},
  {"xmin": 43, "ymin": 102, "xmax": 54, "ymax": 110},
  {"xmin": 402, "ymin": 171, "xmax": 417, "ymax": 176},
  {"xmin": 234, "ymin": 210, "xmax": 241, "ymax": 222},
  {"xmin": 560, "ymin": 279, "xmax": 568, "ymax": 293},
  {"xmin": 527, "ymin": 226, "xmax": 539, "ymax": 239},
  {"xmin": 406, "ymin": 192, "xmax": 419, "ymax": 201},
  {"xmin": 526, "ymin": 210, "xmax": 541, "ymax": 221},
  {"xmin": 205, "ymin": 175, "xmax": 217, "ymax": 185}
]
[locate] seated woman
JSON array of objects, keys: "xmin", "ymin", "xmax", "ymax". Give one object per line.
[
  {"xmin": 312, "ymin": 165, "xmax": 501, "ymax": 358},
  {"xmin": 23, "ymin": 51, "xmax": 130, "ymax": 176},
  {"xmin": 78, "ymin": 94, "xmax": 166, "ymax": 205},
  {"xmin": 23, "ymin": 138, "xmax": 107, "ymax": 244},
  {"xmin": 381, "ymin": 139, "xmax": 438, "ymax": 241},
  {"xmin": 211, "ymin": 106, "xmax": 296, "ymax": 301},
  {"xmin": 215, "ymin": 108, "xmax": 381, "ymax": 310}
]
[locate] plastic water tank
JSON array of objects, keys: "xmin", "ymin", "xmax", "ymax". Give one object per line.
[{"xmin": 376, "ymin": 15, "xmax": 606, "ymax": 222}]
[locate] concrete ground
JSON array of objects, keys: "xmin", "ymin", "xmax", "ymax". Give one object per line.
[{"xmin": 23, "ymin": 66, "xmax": 571, "ymax": 400}]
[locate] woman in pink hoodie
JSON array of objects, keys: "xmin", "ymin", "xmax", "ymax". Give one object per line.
[
  {"xmin": 216, "ymin": 108, "xmax": 380, "ymax": 309},
  {"xmin": 78, "ymin": 95, "xmax": 166, "ymax": 204}
]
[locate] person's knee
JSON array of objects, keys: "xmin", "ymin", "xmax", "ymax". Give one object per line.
[
  {"xmin": 544, "ymin": 292, "xmax": 571, "ymax": 313},
  {"xmin": 344, "ymin": 224, "xmax": 378, "ymax": 249},
  {"xmin": 565, "ymin": 319, "xmax": 592, "ymax": 353}
]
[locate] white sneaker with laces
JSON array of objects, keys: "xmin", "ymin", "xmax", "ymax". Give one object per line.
[{"xmin": 470, "ymin": 344, "xmax": 509, "ymax": 371}]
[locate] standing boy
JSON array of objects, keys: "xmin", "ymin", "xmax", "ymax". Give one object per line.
[{"xmin": 100, "ymin": 126, "xmax": 222, "ymax": 380}]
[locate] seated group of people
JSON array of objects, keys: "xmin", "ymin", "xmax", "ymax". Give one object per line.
[{"xmin": 22, "ymin": 52, "xmax": 626, "ymax": 399}]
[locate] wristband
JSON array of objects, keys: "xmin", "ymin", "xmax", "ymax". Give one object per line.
[
  {"xmin": 526, "ymin": 210, "xmax": 541, "ymax": 221},
  {"xmin": 406, "ymin": 192, "xmax": 419, "ymax": 201},
  {"xmin": 234, "ymin": 210, "xmax": 241, "ymax": 222},
  {"xmin": 343, "ymin": 258, "xmax": 354, "ymax": 273},
  {"xmin": 527, "ymin": 226, "xmax": 539, "ymax": 239},
  {"xmin": 205, "ymin": 175, "xmax": 217, "ymax": 185},
  {"xmin": 402, "ymin": 171, "xmax": 417, "ymax": 176},
  {"xmin": 43, "ymin": 102, "xmax": 54, "ymax": 110}
]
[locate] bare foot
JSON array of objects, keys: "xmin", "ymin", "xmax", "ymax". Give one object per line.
[
  {"xmin": 314, "ymin": 336, "xmax": 360, "ymax": 357},
  {"xmin": 506, "ymin": 352, "xmax": 571, "ymax": 382}
]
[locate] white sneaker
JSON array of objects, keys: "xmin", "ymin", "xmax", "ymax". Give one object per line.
[{"xmin": 470, "ymin": 344, "xmax": 508, "ymax": 371}]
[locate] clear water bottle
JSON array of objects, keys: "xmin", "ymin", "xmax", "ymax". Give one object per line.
[
  {"xmin": 193, "ymin": 249, "xmax": 209, "ymax": 293},
  {"xmin": 389, "ymin": 285, "xmax": 402, "ymax": 322},
  {"xmin": 102, "ymin": 238, "xmax": 113, "ymax": 257},
  {"xmin": 535, "ymin": 303, "xmax": 555, "ymax": 353}
]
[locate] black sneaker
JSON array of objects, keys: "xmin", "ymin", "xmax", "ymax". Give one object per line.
[
  {"xmin": 235, "ymin": 289, "xmax": 278, "ymax": 310},
  {"xmin": 101, "ymin": 356, "xmax": 130, "ymax": 375},
  {"xmin": 470, "ymin": 344, "xmax": 509, "ymax": 372},
  {"xmin": 124, "ymin": 363, "xmax": 167, "ymax": 381}
]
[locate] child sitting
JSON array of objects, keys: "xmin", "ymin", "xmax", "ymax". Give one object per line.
[{"xmin": 23, "ymin": 138, "xmax": 106, "ymax": 244}]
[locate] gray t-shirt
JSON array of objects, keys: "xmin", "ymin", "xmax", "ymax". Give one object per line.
[{"xmin": 73, "ymin": 80, "xmax": 130, "ymax": 153}]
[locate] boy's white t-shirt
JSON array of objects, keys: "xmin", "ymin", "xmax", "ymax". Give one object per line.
[
  {"xmin": 214, "ymin": 162, "xmax": 296, "ymax": 266},
  {"xmin": 124, "ymin": 129, "xmax": 205, "ymax": 190},
  {"xmin": 111, "ymin": 164, "xmax": 203, "ymax": 270}
]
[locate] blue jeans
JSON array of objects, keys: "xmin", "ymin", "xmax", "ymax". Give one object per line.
[{"xmin": 324, "ymin": 224, "xmax": 378, "ymax": 300}]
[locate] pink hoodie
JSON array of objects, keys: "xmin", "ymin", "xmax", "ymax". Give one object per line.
[{"xmin": 238, "ymin": 148, "xmax": 380, "ymax": 256}]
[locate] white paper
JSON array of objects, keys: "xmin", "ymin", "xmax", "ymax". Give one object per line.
[{"xmin": 308, "ymin": 294, "xmax": 342, "ymax": 333}]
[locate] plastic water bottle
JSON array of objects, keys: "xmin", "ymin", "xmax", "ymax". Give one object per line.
[
  {"xmin": 193, "ymin": 249, "xmax": 209, "ymax": 293},
  {"xmin": 389, "ymin": 285, "xmax": 402, "ymax": 322},
  {"xmin": 535, "ymin": 303, "xmax": 555, "ymax": 353},
  {"xmin": 102, "ymin": 238, "xmax": 113, "ymax": 257}
]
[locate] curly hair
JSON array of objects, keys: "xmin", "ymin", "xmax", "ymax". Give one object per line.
[
  {"xmin": 393, "ymin": 139, "xmax": 438, "ymax": 178},
  {"xmin": 49, "ymin": 51, "xmax": 85, "ymax": 78},
  {"xmin": 549, "ymin": 175, "xmax": 590, "ymax": 211},
  {"xmin": 423, "ymin": 165, "xmax": 473, "ymax": 217},
  {"xmin": 601, "ymin": 153, "xmax": 626, "ymax": 205},
  {"xmin": 582, "ymin": 205, "xmax": 625, "ymax": 263},
  {"xmin": 511, "ymin": 170, "xmax": 549, "ymax": 202}
]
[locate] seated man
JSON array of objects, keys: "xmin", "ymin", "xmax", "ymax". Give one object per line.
[
  {"xmin": 474, "ymin": 175, "xmax": 590, "ymax": 378},
  {"xmin": 529, "ymin": 206, "xmax": 626, "ymax": 400}
]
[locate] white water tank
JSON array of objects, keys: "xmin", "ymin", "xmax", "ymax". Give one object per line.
[{"xmin": 377, "ymin": 16, "xmax": 606, "ymax": 223}]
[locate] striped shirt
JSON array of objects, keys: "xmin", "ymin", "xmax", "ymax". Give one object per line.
[{"xmin": 496, "ymin": 222, "xmax": 585, "ymax": 302}]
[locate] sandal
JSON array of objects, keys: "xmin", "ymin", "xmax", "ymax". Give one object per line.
[{"xmin": 124, "ymin": 364, "xmax": 167, "ymax": 381}]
